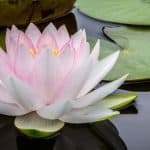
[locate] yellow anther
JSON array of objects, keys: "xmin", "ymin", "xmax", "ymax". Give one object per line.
[
  {"xmin": 29, "ymin": 49, "xmax": 37, "ymax": 57},
  {"xmin": 53, "ymin": 49, "xmax": 59, "ymax": 56}
]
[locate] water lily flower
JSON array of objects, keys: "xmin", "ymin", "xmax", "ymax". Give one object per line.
[{"xmin": 0, "ymin": 23, "xmax": 128, "ymax": 124}]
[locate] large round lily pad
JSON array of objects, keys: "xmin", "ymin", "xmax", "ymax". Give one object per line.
[
  {"xmin": 77, "ymin": 0, "xmax": 150, "ymax": 25},
  {"xmin": 92, "ymin": 27, "xmax": 150, "ymax": 81}
]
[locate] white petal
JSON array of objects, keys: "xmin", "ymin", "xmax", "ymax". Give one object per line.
[
  {"xmin": 0, "ymin": 102, "xmax": 27, "ymax": 116},
  {"xmin": 74, "ymin": 74, "xmax": 128, "ymax": 108},
  {"xmin": 37, "ymin": 100, "xmax": 73, "ymax": 120},
  {"xmin": 52, "ymin": 60, "xmax": 91, "ymax": 104},
  {"xmin": 60, "ymin": 106, "xmax": 119, "ymax": 124},
  {"xmin": 89, "ymin": 39, "xmax": 100, "ymax": 60},
  {"xmin": 3, "ymin": 76, "xmax": 42, "ymax": 111},
  {"xmin": 78, "ymin": 51, "xmax": 120, "ymax": 97}
]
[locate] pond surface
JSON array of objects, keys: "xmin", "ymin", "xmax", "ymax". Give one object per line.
[{"xmin": 0, "ymin": 8, "xmax": 150, "ymax": 150}]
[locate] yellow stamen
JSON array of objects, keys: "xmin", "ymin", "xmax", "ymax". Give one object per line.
[
  {"xmin": 53, "ymin": 49, "xmax": 59, "ymax": 56},
  {"xmin": 29, "ymin": 49, "xmax": 37, "ymax": 57}
]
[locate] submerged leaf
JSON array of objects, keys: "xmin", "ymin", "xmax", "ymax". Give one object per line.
[
  {"xmin": 15, "ymin": 112, "xmax": 64, "ymax": 138},
  {"xmin": 77, "ymin": 0, "xmax": 150, "ymax": 25}
]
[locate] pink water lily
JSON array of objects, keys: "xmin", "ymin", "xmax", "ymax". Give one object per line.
[{"xmin": 0, "ymin": 23, "xmax": 127, "ymax": 123}]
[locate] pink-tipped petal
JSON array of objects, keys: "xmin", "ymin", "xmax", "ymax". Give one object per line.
[
  {"xmin": 44, "ymin": 23, "xmax": 57, "ymax": 34},
  {"xmin": 25, "ymin": 23, "xmax": 41, "ymax": 46},
  {"xmin": 58, "ymin": 25, "xmax": 70, "ymax": 48},
  {"xmin": 13, "ymin": 33, "xmax": 34, "ymax": 79},
  {"xmin": 11, "ymin": 25, "xmax": 21, "ymax": 42},
  {"xmin": 37, "ymin": 31, "xmax": 58, "ymax": 52}
]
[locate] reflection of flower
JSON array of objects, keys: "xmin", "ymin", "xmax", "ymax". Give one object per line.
[{"xmin": 0, "ymin": 23, "xmax": 127, "ymax": 123}]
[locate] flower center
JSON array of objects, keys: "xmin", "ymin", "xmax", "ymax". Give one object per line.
[
  {"xmin": 29, "ymin": 49, "xmax": 37, "ymax": 56},
  {"xmin": 53, "ymin": 49, "xmax": 59, "ymax": 56}
]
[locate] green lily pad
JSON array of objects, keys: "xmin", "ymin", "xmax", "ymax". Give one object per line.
[
  {"xmin": 101, "ymin": 26, "xmax": 150, "ymax": 81},
  {"xmin": 88, "ymin": 26, "xmax": 150, "ymax": 81},
  {"xmin": 15, "ymin": 112, "xmax": 64, "ymax": 138},
  {"xmin": 99, "ymin": 93, "xmax": 137, "ymax": 110},
  {"xmin": 77, "ymin": 0, "xmax": 150, "ymax": 25}
]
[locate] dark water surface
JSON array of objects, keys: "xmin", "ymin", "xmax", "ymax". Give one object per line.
[{"xmin": 0, "ymin": 8, "xmax": 150, "ymax": 150}]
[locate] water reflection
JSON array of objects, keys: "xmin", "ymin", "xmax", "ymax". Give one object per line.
[{"xmin": 16, "ymin": 121, "xmax": 127, "ymax": 150}]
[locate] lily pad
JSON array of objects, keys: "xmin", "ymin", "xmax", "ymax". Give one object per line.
[
  {"xmin": 76, "ymin": 0, "xmax": 150, "ymax": 25},
  {"xmin": 101, "ymin": 26, "xmax": 150, "ymax": 81},
  {"xmin": 88, "ymin": 26, "xmax": 150, "ymax": 81},
  {"xmin": 99, "ymin": 93, "xmax": 137, "ymax": 110},
  {"xmin": 15, "ymin": 112, "xmax": 64, "ymax": 138}
]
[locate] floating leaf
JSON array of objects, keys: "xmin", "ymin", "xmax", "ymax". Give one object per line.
[
  {"xmin": 88, "ymin": 26, "xmax": 150, "ymax": 81},
  {"xmin": 99, "ymin": 93, "xmax": 137, "ymax": 110},
  {"xmin": 15, "ymin": 112, "xmax": 64, "ymax": 138},
  {"xmin": 77, "ymin": 0, "xmax": 150, "ymax": 25},
  {"xmin": 101, "ymin": 26, "xmax": 150, "ymax": 81}
]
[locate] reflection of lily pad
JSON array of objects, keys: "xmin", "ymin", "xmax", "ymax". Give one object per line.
[
  {"xmin": 101, "ymin": 26, "xmax": 150, "ymax": 81},
  {"xmin": 15, "ymin": 113, "xmax": 64, "ymax": 138},
  {"xmin": 77, "ymin": 0, "xmax": 150, "ymax": 25}
]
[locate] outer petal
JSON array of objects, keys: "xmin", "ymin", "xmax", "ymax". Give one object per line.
[
  {"xmin": 0, "ymin": 102, "xmax": 27, "ymax": 116},
  {"xmin": 3, "ymin": 76, "xmax": 43, "ymax": 111},
  {"xmin": 74, "ymin": 74, "xmax": 128, "ymax": 108},
  {"xmin": 60, "ymin": 106, "xmax": 119, "ymax": 124},
  {"xmin": 78, "ymin": 51, "xmax": 120, "ymax": 97},
  {"xmin": 37, "ymin": 100, "xmax": 73, "ymax": 120},
  {"xmin": 25, "ymin": 23, "xmax": 41, "ymax": 46}
]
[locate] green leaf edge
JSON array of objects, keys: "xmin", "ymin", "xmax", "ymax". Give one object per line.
[
  {"xmin": 102, "ymin": 93, "xmax": 137, "ymax": 110},
  {"xmin": 14, "ymin": 116, "xmax": 64, "ymax": 138}
]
